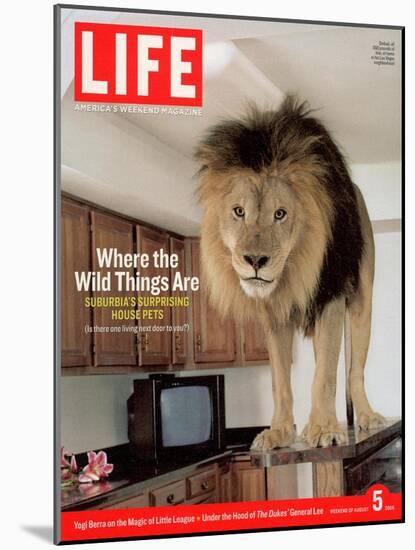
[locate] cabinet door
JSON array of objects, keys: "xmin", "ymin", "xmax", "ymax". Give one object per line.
[
  {"xmin": 136, "ymin": 226, "xmax": 171, "ymax": 366},
  {"xmin": 232, "ymin": 461, "xmax": 266, "ymax": 502},
  {"xmin": 170, "ymin": 237, "xmax": 187, "ymax": 365},
  {"xmin": 192, "ymin": 494, "xmax": 217, "ymax": 504},
  {"xmin": 91, "ymin": 211, "xmax": 136, "ymax": 366},
  {"xmin": 61, "ymin": 199, "xmax": 92, "ymax": 367},
  {"xmin": 218, "ymin": 463, "xmax": 232, "ymax": 503},
  {"xmin": 191, "ymin": 240, "xmax": 236, "ymax": 363},
  {"xmin": 243, "ymin": 320, "xmax": 269, "ymax": 361},
  {"xmin": 267, "ymin": 465, "xmax": 298, "ymax": 500}
]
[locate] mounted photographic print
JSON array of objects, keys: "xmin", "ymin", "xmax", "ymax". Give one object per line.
[{"xmin": 54, "ymin": 4, "xmax": 404, "ymax": 544}]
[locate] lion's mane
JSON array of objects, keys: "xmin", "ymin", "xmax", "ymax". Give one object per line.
[{"xmin": 195, "ymin": 96, "xmax": 364, "ymax": 334}]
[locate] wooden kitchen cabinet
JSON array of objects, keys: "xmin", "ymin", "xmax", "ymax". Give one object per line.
[
  {"xmin": 91, "ymin": 211, "xmax": 137, "ymax": 366},
  {"xmin": 218, "ymin": 461, "xmax": 232, "ymax": 503},
  {"xmin": 243, "ymin": 320, "xmax": 268, "ymax": 361},
  {"xmin": 136, "ymin": 225, "xmax": 171, "ymax": 366},
  {"xmin": 99, "ymin": 492, "xmax": 149, "ymax": 509},
  {"xmin": 150, "ymin": 479, "xmax": 186, "ymax": 506},
  {"xmin": 149, "ymin": 464, "xmax": 219, "ymax": 507},
  {"xmin": 195, "ymin": 494, "xmax": 217, "ymax": 504},
  {"xmin": 61, "ymin": 198, "xmax": 92, "ymax": 367},
  {"xmin": 191, "ymin": 240, "xmax": 236, "ymax": 363},
  {"xmin": 170, "ymin": 237, "xmax": 187, "ymax": 365},
  {"xmin": 60, "ymin": 194, "xmax": 272, "ymax": 373},
  {"xmin": 232, "ymin": 460, "xmax": 266, "ymax": 502},
  {"xmin": 187, "ymin": 466, "xmax": 217, "ymax": 501},
  {"xmin": 266, "ymin": 464, "xmax": 298, "ymax": 500},
  {"xmin": 94, "ymin": 463, "xmax": 221, "ymax": 511}
]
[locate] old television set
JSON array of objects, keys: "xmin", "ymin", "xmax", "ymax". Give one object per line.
[{"xmin": 127, "ymin": 374, "xmax": 226, "ymax": 463}]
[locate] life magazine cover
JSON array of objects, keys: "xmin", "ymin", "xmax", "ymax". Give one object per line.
[{"xmin": 54, "ymin": 4, "xmax": 403, "ymax": 544}]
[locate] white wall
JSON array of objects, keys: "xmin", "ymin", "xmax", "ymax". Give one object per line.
[
  {"xmin": 351, "ymin": 162, "xmax": 401, "ymax": 221},
  {"xmin": 61, "ymin": 374, "xmax": 137, "ymax": 454}
]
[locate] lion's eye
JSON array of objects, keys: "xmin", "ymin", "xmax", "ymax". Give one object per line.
[
  {"xmin": 274, "ymin": 208, "xmax": 287, "ymax": 221},
  {"xmin": 233, "ymin": 206, "xmax": 245, "ymax": 218}
]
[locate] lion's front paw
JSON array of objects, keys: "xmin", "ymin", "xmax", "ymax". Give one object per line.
[
  {"xmin": 357, "ymin": 411, "xmax": 386, "ymax": 431},
  {"xmin": 250, "ymin": 425, "xmax": 296, "ymax": 451},
  {"xmin": 301, "ymin": 421, "xmax": 347, "ymax": 448}
]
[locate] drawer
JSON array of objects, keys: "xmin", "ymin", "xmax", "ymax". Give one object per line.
[
  {"xmin": 150, "ymin": 480, "xmax": 186, "ymax": 507},
  {"xmin": 187, "ymin": 491, "xmax": 216, "ymax": 505},
  {"xmin": 100, "ymin": 493, "xmax": 148, "ymax": 510},
  {"xmin": 196, "ymin": 494, "xmax": 217, "ymax": 505},
  {"xmin": 187, "ymin": 467, "xmax": 217, "ymax": 500}
]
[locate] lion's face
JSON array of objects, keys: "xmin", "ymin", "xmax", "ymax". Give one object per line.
[
  {"xmin": 219, "ymin": 174, "xmax": 301, "ymax": 299},
  {"xmin": 196, "ymin": 99, "xmax": 339, "ymax": 324}
]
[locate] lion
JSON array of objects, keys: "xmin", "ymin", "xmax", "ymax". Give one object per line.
[{"xmin": 195, "ymin": 96, "xmax": 385, "ymax": 450}]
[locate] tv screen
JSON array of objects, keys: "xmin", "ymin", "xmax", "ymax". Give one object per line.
[{"xmin": 160, "ymin": 386, "xmax": 212, "ymax": 447}]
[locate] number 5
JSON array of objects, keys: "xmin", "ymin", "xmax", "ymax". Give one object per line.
[{"xmin": 373, "ymin": 489, "xmax": 383, "ymax": 511}]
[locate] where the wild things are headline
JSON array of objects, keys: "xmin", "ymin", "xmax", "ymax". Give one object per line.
[{"xmin": 74, "ymin": 248, "xmax": 200, "ymax": 296}]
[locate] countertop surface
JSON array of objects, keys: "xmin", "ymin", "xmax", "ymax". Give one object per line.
[
  {"xmin": 61, "ymin": 447, "xmax": 234, "ymax": 511},
  {"xmin": 61, "ymin": 419, "xmax": 401, "ymax": 511},
  {"xmin": 250, "ymin": 418, "xmax": 402, "ymax": 467},
  {"xmin": 61, "ymin": 425, "xmax": 262, "ymax": 511}
]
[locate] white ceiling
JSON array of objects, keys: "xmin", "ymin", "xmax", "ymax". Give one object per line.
[
  {"xmin": 236, "ymin": 28, "xmax": 402, "ymax": 164},
  {"xmin": 60, "ymin": 8, "xmax": 402, "ymax": 234}
]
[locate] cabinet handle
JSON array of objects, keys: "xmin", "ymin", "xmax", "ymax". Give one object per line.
[
  {"xmin": 201, "ymin": 481, "xmax": 209, "ymax": 491},
  {"xmin": 175, "ymin": 334, "xmax": 181, "ymax": 352},
  {"xmin": 166, "ymin": 493, "xmax": 175, "ymax": 504},
  {"xmin": 196, "ymin": 334, "xmax": 201, "ymax": 352},
  {"xmin": 141, "ymin": 334, "xmax": 149, "ymax": 351}
]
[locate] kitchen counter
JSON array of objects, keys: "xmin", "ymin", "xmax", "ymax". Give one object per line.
[
  {"xmin": 61, "ymin": 448, "xmax": 233, "ymax": 511},
  {"xmin": 250, "ymin": 418, "xmax": 401, "ymax": 467},
  {"xmin": 61, "ymin": 426, "xmax": 265, "ymax": 511},
  {"xmin": 61, "ymin": 420, "xmax": 402, "ymax": 509},
  {"xmin": 251, "ymin": 419, "xmax": 402, "ymax": 498}
]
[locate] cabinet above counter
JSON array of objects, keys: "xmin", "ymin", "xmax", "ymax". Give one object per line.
[{"xmin": 61, "ymin": 194, "xmax": 269, "ymax": 375}]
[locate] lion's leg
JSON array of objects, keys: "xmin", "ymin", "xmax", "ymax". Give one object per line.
[
  {"xmin": 348, "ymin": 268, "xmax": 385, "ymax": 431},
  {"xmin": 302, "ymin": 297, "xmax": 347, "ymax": 447},
  {"xmin": 250, "ymin": 323, "xmax": 295, "ymax": 451}
]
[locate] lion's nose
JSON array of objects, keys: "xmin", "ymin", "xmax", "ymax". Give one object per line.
[{"xmin": 243, "ymin": 255, "xmax": 269, "ymax": 270}]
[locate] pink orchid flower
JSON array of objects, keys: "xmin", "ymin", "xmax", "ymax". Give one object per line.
[
  {"xmin": 61, "ymin": 447, "xmax": 78, "ymax": 483},
  {"xmin": 78, "ymin": 451, "xmax": 114, "ymax": 483},
  {"xmin": 61, "ymin": 446, "xmax": 70, "ymax": 469}
]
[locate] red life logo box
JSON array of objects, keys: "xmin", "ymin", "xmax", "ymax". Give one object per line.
[{"xmin": 74, "ymin": 22, "xmax": 203, "ymax": 106}]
